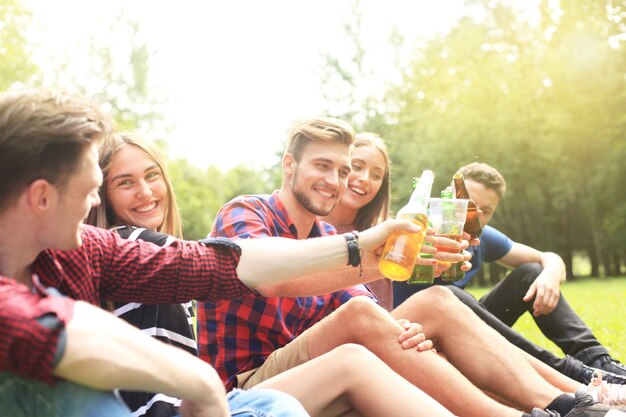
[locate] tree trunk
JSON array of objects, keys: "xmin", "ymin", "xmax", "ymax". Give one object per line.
[
  {"xmin": 563, "ymin": 250, "xmax": 574, "ymax": 280},
  {"xmin": 611, "ymin": 253, "xmax": 623, "ymax": 277},
  {"xmin": 589, "ymin": 248, "xmax": 600, "ymax": 277},
  {"xmin": 488, "ymin": 263, "xmax": 506, "ymax": 285},
  {"xmin": 602, "ymin": 256, "xmax": 613, "ymax": 277},
  {"xmin": 474, "ymin": 267, "xmax": 487, "ymax": 287}
]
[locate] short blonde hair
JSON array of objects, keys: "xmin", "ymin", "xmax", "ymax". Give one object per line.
[{"xmin": 283, "ymin": 117, "xmax": 355, "ymax": 162}]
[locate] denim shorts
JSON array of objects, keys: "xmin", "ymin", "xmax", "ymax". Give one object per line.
[{"xmin": 227, "ymin": 388, "xmax": 309, "ymax": 417}]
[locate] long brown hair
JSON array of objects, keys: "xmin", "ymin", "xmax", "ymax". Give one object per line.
[
  {"xmin": 352, "ymin": 132, "xmax": 391, "ymax": 232},
  {"xmin": 86, "ymin": 131, "xmax": 183, "ymax": 238}
]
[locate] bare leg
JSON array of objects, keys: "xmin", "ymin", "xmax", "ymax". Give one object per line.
[
  {"xmin": 256, "ymin": 344, "xmax": 455, "ymax": 417},
  {"xmin": 391, "ymin": 286, "xmax": 565, "ymax": 411},
  {"xmin": 304, "ymin": 296, "xmax": 527, "ymax": 417},
  {"xmin": 520, "ymin": 349, "xmax": 581, "ymax": 392}
]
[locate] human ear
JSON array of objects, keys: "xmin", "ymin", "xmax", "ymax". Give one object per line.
[
  {"xmin": 27, "ymin": 179, "xmax": 55, "ymax": 214},
  {"xmin": 282, "ymin": 153, "xmax": 296, "ymax": 177}
]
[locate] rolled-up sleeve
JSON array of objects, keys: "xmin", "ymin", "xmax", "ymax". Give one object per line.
[
  {"xmin": 0, "ymin": 279, "xmax": 74, "ymax": 384},
  {"xmin": 79, "ymin": 226, "xmax": 254, "ymax": 303}
]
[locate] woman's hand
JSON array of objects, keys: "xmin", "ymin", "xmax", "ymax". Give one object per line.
[{"xmin": 396, "ymin": 318, "xmax": 433, "ymax": 351}]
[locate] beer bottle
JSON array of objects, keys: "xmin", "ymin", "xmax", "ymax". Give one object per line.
[
  {"xmin": 453, "ymin": 173, "xmax": 483, "ymax": 240},
  {"xmin": 408, "ymin": 177, "xmax": 434, "ymax": 285},
  {"xmin": 439, "ymin": 186, "xmax": 465, "ymax": 282},
  {"xmin": 379, "ymin": 170, "xmax": 434, "ymax": 281},
  {"xmin": 440, "ymin": 186, "xmax": 453, "ymax": 199}
]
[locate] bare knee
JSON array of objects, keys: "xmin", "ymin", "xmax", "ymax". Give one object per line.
[
  {"xmin": 329, "ymin": 343, "xmax": 379, "ymax": 366},
  {"xmin": 335, "ymin": 296, "xmax": 387, "ymax": 320},
  {"xmin": 327, "ymin": 344, "xmax": 385, "ymax": 383},
  {"xmin": 332, "ymin": 296, "xmax": 401, "ymax": 335},
  {"xmin": 393, "ymin": 285, "xmax": 466, "ymax": 323},
  {"xmin": 421, "ymin": 284, "xmax": 456, "ymax": 300}
]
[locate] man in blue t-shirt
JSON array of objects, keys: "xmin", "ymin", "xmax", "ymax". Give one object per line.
[{"xmin": 395, "ymin": 162, "xmax": 626, "ymax": 385}]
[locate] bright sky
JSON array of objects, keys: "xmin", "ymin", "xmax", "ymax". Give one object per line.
[{"xmin": 24, "ymin": 0, "xmax": 467, "ymax": 170}]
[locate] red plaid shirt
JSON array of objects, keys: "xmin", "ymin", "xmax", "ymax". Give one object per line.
[
  {"xmin": 0, "ymin": 225, "xmax": 248, "ymax": 384},
  {"xmin": 197, "ymin": 192, "xmax": 375, "ymax": 389}
]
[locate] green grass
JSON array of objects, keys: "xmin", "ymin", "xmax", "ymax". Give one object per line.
[{"xmin": 467, "ymin": 277, "xmax": 626, "ymax": 361}]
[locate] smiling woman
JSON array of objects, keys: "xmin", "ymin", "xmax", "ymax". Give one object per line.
[
  {"xmin": 86, "ymin": 132, "xmax": 194, "ymax": 417},
  {"xmin": 88, "ymin": 132, "xmax": 182, "ymax": 237},
  {"xmin": 106, "ymin": 144, "xmax": 170, "ymax": 231},
  {"xmin": 321, "ymin": 132, "xmax": 393, "ymax": 309}
]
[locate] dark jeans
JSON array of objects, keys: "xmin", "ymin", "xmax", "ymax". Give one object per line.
[{"xmin": 393, "ymin": 263, "xmax": 609, "ymax": 377}]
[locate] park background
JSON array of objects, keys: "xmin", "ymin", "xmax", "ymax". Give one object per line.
[{"xmin": 1, "ymin": 0, "xmax": 624, "ymax": 358}]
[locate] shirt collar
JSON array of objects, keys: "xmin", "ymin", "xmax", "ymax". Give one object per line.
[{"xmin": 267, "ymin": 191, "xmax": 327, "ymax": 238}]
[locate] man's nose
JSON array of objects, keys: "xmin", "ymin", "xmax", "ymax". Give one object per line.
[{"xmin": 324, "ymin": 170, "xmax": 340, "ymax": 187}]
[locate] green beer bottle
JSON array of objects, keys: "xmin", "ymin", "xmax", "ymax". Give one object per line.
[
  {"xmin": 440, "ymin": 186, "xmax": 465, "ymax": 282},
  {"xmin": 407, "ymin": 177, "xmax": 434, "ymax": 285}
]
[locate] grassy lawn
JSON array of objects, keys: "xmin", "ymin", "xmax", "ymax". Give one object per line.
[{"xmin": 467, "ymin": 277, "xmax": 626, "ymax": 361}]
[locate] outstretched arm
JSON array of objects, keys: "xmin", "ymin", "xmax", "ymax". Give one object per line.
[
  {"xmin": 250, "ymin": 225, "xmax": 468, "ymax": 297},
  {"xmin": 236, "ymin": 218, "xmax": 421, "ymax": 295},
  {"xmin": 497, "ymin": 242, "xmax": 566, "ymax": 316},
  {"xmin": 54, "ymin": 301, "xmax": 229, "ymax": 417}
]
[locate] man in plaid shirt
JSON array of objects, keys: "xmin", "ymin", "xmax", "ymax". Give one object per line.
[
  {"xmin": 0, "ymin": 89, "xmax": 420, "ymax": 417},
  {"xmin": 198, "ymin": 117, "xmax": 617, "ymax": 417}
]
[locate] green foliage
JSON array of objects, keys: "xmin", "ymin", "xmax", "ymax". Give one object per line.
[
  {"xmin": 168, "ymin": 159, "xmax": 224, "ymax": 240},
  {"xmin": 168, "ymin": 158, "xmax": 277, "ymax": 240},
  {"xmin": 33, "ymin": 7, "xmax": 167, "ymax": 133},
  {"xmin": 469, "ymin": 277, "xmax": 626, "ymax": 360},
  {"xmin": 83, "ymin": 15, "xmax": 166, "ymax": 132},
  {"xmin": 223, "ymin": 165, "xmax": 276, "ymax": 202},
  {"xmin": 0, "ymin": 0, "xmax": 38, "ymax": 89},
  {"xmin": 322, "ymin": 0, "xmax": 626, "ymax": 277}
]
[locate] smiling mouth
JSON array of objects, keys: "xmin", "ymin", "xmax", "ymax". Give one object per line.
[
  {"xmin": 349, "ymin": 185, "xmax": 366, "ymax": 196},
  {"xmin": 133, "ymin": 200, "xmax": 158, "ymax": 213},
  {"xmin": 315, "ymin": 188, "xmax": 336, "ymax": 199}
]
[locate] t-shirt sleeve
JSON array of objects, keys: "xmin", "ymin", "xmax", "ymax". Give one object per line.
[
  {"xmin": 0, "ymin": 279, "xmax": 74, "ymax": 384},
  {"xmin": 481, "ymin": 225, "xmax": 514, "ymax": 262},
  {"xmin": 453, "ymin": 225, "xmax": 514, "ymax": 288}
]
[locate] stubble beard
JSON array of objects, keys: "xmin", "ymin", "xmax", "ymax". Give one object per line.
[{"xmin": 291, "ymin": 171, "xmax": 336, "ymax": 217}]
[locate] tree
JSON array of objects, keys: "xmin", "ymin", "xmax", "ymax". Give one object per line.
[
  {"xmin": 318, "ymin": 0, "xmax": 400, "ymax": 134},
  {"xmin": 36, "ymin": 7, "xmax": 167, "ymax": 133},
  {"xmin": 400, "ymin": 0, "xmax": 625, "ymax": 279},
  {"xmin": 320, "ymin": 0, "xmax": 626, "ymax": 280},
  {"xmin": 0, "ymin": 0, "xmax": 38, "ymax": 89},
  {"xmin": 168, "ymin": 159, "xmax": 225, "ymax": 240}
]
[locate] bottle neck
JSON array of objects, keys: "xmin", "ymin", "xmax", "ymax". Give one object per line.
[
  {"xmin": 406, "ymin": 179, "xmax": 433, "ymax": 210},
  {"xmin": 454, "ymin": 179, "xmax": 469, "ymax": 199}
]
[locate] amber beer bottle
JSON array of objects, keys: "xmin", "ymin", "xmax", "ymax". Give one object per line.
[
  {"xmin": 379, "ymin": 170, "xmax": 434, "ymax": 281},
  {"xmin": 453, "ymin": 173, "xmax": 483, "ymax": 240}
]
